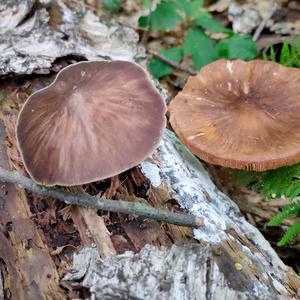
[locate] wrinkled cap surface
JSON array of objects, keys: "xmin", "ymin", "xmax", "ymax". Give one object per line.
[
  {"xmin": 16, "ymin": 61, "xmax": 166, "ymax": 186},
  {"xmin": 169, "ymin": 59, "xmax": 300, "ymax": 171}
]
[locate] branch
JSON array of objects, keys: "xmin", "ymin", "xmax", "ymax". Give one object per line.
[
  {"xmin": 253, "ymin": 4, "xmax": 277, "ymax": 42},
  {"xmin": 148, "ymin": 49, "xmax": 197, "ymax": 76},
  {"xmin": 0, "ymin": 167, "xmax": 202, "ymax": 228}
]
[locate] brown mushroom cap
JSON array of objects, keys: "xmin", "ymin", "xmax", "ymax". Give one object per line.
[
  {"xmin": 169, "ymin": 59, "xmax": 300, "ymax": 171},
  {"xmin": 16, "ymin": 61, "xmax": 166, "ymax": 186}
]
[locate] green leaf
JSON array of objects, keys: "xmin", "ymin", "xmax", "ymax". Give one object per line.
[
  {"xmin": 138, "ymin": 1, "xmax": 182, "ymax": 30},
  {"xmin": 142, "ymin": 0, "xmax": 151, "ymax": 8},
  {"xmin": 102, "ymin": 0, "xmax": 121, "ymax": 12},
  {"xmin": 138, "ymin": 16, "xmax": 149, "ymax": 28},
  {"xmin": 176, "ymin": 0, "xmax": 203, "ymax": 18},
  {"xmin": 194, "ymin": 12, "xmax": 232, "ymax": 33},
  {"xmin": 236, "ymin": 163, "xmax": 300, "ymax": 200},
  {"xmin": 268, "ymin": 201, "xmax": 300, "ymax": 226},
  {"xmin": 277, "ymin": 219, "xmax": 300, "ymax": 246},
  {"xmin": 216, "ymin": 35, "xmax": 257, "ymax": 60},
  {"xmin": 262, "ymin": 165, "xmax": 300, "ymax": 200},
  {"xmin": 183, "ymin": 28, "xmax": 218, "ymax": 70},
  {"xmin": 149, "ymin": 47, "xmax": 183, "ymax": 78}
]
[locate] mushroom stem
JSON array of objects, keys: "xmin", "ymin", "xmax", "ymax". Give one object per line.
[{"xmin": 0, "ymin": 167, "xmax": 202, "ymax": 228}]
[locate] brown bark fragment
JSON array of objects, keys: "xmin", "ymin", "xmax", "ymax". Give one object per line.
[
  {"xmin": 79, "ymin": 207, "xmax": 116, "ymax": 257},
  {"xmin": 69, "ymin": 206, "xmax": 94, "ymax": 246},
  {"xmin": 0, "ymin": 120, "xmax": 66, "ymax": 299}
]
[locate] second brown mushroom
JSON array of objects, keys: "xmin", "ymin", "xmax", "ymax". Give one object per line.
[
  {"xmin": 169, "ymin": 59, "xmax": 300, "ymax": 171},
  {"xmin": 16, "ymin": 61, "xmax": 166, "ymax": 186}
]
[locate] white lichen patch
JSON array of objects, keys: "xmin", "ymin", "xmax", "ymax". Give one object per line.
[
  {"xmin": 140, "ymin": 161, "xmax": 161, "ymax": 188},
  {"xmin": 154, "ymin": 130, "xmax": 241, "ymax": 244}
]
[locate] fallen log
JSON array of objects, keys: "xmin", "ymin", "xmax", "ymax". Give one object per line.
[{"xmin": 62, "ymin": 243, "xmax": 293, "ymax": 300}]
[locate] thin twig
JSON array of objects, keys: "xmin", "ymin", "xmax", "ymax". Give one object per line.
[
  {"xmin": 0, "ymin": 167, "xmax": 202, "ymax": 228},
  {"xmin": 148, "ymin": 49, "xmax": 197, "ymax": 76},
  {"xmin": 253, "ymin": 3, "xmax": 277, "ymax": 42}
]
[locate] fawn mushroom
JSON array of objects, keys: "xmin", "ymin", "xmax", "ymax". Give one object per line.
[
  {"xmin": 16, "ymin": 61, "xmax": 166, "ymax": 186},
  {"xmin": 169, "ymin": 59, "xmax": 300, "ymax": 171}
]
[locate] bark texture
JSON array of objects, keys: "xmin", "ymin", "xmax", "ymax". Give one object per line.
[
  {"xmin": 0, "ymin": 0, "xmax": 145, "ymax": 75},
  {"xmin": 0, "ymin": 1, "xmax": 300, "ymax": 299},
  {"xmin": 0, "ymin": 121, "xmax": 65, "ymax": 299},
  {"xmin": 62, "ymin": 243, "xmax": 285, "ymax": 300}
]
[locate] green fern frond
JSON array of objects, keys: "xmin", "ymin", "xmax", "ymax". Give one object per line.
[
  {"xmin": 281, "ymin": 38, "xmax": 300, "ymax": 67},
  {"xmin": 235, "ymin": 163, "xmax": 300, "ymax": 200},
  {"xmin": 270, "ymin": 45, "xmax": 276, "ymax": 62},
  {"xmin": 234, "ymin": 170, "xmax": 260, "ymax": 188},
  {"xmin": 263, "ymin": 37, "xmax": 300, "ymax": 67},
  {"xmin": 279, "ymin": 42, "xmax": 291, "ymax": 65},
  {"xmin": 262, "ymin": 51, "xmax": 268, "ymax": 61},
  {"xmin": 290, "ymin": 36, "xmax": 297, "ymax": 57},
  {"xmin": 277, "ymin": 219, "xmax": 300, "ymax": 246},
  {"xmin": 237, "ymin": 164, "xmax": 300, "ymax": 246},
  {"xmin": 268, "ymin": 201, "xmax": 300, "ymax": 226}
]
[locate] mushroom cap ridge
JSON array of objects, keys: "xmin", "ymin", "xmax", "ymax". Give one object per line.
[
  {"xmin": 16, "ymin": 60, "xmax": 166, "ymax": 186},
  {"xmin": 169, "ymin": 59, "xmax": 300, "ymax": 171}
]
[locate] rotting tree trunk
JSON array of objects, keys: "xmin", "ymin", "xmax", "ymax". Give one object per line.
[
  {"xmin": 0, "ymin": 1, "xmax": 299, "ymax": 299},
  {"xmin": 62, "ymin": 243, "xmax": 294, "ymax": 300},
  {"xmin": 0, "ymin": 120, "xmax": 65, "ymax": 299}
]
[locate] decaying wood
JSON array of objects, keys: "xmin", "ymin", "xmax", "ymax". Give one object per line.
[
  {"xmin": 76, "ymin": 207, "xmax": 117, "ymax": 257},
  {"xmin": 67, "ymin": 186, "xmax": 116, "ymax": 258},
  {"xmin": 0, "ymin": 120, "xmax": 66, "ymax": 299},
  {"xmin": 143, "ymin": 131, "xmax": 300, "ymax": 299},
  {"xmin": 0, "ymin": 1, "xmax": 300, "ymax": 299},
  {"xmin": 62, "ymin": 243, "xmax": 290, "ymax": 300}
]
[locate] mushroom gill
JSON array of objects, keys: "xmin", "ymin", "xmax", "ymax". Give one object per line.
[{"xmin": 16, "ymin": 61, "xmax": 166, "ymax": 186}]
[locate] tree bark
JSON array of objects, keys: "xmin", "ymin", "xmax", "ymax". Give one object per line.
[
  {"xmin": 0, "ymin": 1, "xmax": 299, "ymax": 299},
  {"xmin": 62, "ymin": 243, "xmax": 293, "ymax": 300}
]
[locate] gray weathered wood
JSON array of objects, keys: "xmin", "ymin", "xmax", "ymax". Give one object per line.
[
  {"xmin": 0, "ymin": 0, "xmax": 145, "ymax": 75},
  {"xmin": 62, "ymin": 244, "xmax": 280, "ymax": 300},
  {"xmin": 1, "ymin": 1, "xmax": 300, "ymax": 299}
]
